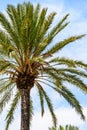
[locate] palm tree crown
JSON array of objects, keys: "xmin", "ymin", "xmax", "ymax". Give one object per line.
[{"xmin": 0, "ymin": 2, "xmax": 87, "ymax": 130}]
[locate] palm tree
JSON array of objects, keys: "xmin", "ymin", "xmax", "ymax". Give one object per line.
[
  {"xmin": 0, "ymin": 2, "xmax": 87, "ymax": 130},
  {"xmin": 49, "ymin": 125, "xmax": 79, "ymax": 130}
]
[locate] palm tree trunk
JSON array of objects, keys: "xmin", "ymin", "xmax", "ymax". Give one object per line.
[{"xmin": 20, "ymin": 89, "xmax": 30, "ymax": 130}]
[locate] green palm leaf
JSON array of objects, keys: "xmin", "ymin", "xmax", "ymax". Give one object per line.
[
  {"xmin": 36, "ymin": 81, "xmax": 57, "ymax": 127},
  {"xmin": 5, "ymin": 91, "xmax": 20, "ymax": 130},
  {"xmin": 0, "ymin": 2, "xmax": 87, "ymax": 130}
]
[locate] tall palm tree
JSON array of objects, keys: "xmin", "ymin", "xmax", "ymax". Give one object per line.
[{"xmin": 0, "ymin": 2, "xmax": 87, "ymax": 130}]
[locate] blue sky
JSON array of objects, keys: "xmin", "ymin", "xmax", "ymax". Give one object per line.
[{"xmin": 0, "ymin": 0, "xmax": 87, "ymax": 130}]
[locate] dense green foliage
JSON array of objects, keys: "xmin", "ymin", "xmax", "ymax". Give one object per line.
[
  {"xmin": 49, "ymin": 125, "xmax": 79, "ymax": 130},
  {"xmin": 0, "ymin": 2, "xmax": 87, "ymax": 130}
]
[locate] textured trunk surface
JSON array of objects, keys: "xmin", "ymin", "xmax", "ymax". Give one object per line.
[{"xmin": 20, "ymin": 89, "xmax": 30, "ymax": 130}]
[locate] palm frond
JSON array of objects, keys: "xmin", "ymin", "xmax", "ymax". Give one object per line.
[
  {"xmin": 0, "ymin": 81, "xmax": 13, "ymax": 95},
  {"xmin": 34, "ymin": 7, "xmax": 48, "ymax": 42},
  {"xmin": 53, "ymin": 85, "xmax": 85, "ymax": 120},
  {"xmin": 45, "ymin": 35, "xmax": 85, "ymax": 55},
  {"xmin": 36, "ymin": 81, "xmax": 57, "ymax": 127},
  {"xmin": 45, "ymin": 66, "xmax": 87, "ymax": 78},
  {"xmin": 44, "ymin": 67, "xmax": 87, "ymax": 93},
  {"xmin": 59, "ymin": 125, "xmax": 64, "ymax": 130},
  {"xmin": 27, "ymin": 3, "xmax": 41, "ymax": 51},
  {"xmin": 0, "ymin": 58, "xmax": 18, "ymax": 75},
  {"xmin": 56, "ymin": 68, "xmax": 87, "ymax": 78},
  {"xmin": 37, "ymin": 75, "xmax": 86, "ymax": 121},
  {"xmin": 46, "ymin": 14, "xmax": 69, "ymax": 39},
  {"xmin": 5, "ymin": 91, "xmax": 20, "ymax": 130},
  {"xmin": 36, "ymin": 82, "xmax": 44, "ymax": 116},
  {"xmin": 0, "ymin": 12, "xmax": 20, "ymax": 50},
  {"xmin": 0, "ymin": 86, "xmax": 14, "ymax": 113},
  {"xmin": 30, "ymin": 98, "xmax": 33, "ymax": 125},
  {"xmin": 6, "ymin": 4, "xmax": 21, "ymax": 35},
  {"xmin": 49, "ymin": 57, "xmax": 87, "ymax": 68},
  {"xmin": 34, "ymin": 14, "xmax": 70, "ymax": 56},
  {"xmin": 0, "ymin": 31, "xmax": 14, "ymax": 56},
  {"xmin": 38, "ymin": 12, "xmax": 56, "ymax": 40},
  {"xmin": 19, "ymin": 5, "xmax": 34, "ymax": 55},
  {"xmin": 61, "ymin": 73, "xmax": 87, "ymax": 93}
]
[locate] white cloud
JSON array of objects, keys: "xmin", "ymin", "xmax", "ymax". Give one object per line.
[
  {"xmin": 4, "ymin": 107, "xmax": 87, "ymax": 130},
  {"xmin": 31, "ymin": 107, "xmax": 87, "ymax": 130},
  {"xmin": 56, "ymin": 107, "xmax": 87, "ymax": 125}
]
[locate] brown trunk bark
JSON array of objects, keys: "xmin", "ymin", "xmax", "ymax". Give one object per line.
[{"xmin": 20, "ymin": 89, "xmax": 30, "ymax": 130}]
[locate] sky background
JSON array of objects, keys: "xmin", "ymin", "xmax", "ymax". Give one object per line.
[{"xmin": 0, "ymin": 0, "xmax": 87, "ymax": 130}]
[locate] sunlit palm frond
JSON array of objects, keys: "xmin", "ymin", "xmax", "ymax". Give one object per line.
[
  {"xmin": 44, "ymin": 35, "xmax": 85, "ymax": 56},
  {"xmin": 36, "ymin": 81, "xmax": 57, "ymax": 127},
  {"xmin": 36, "ymin": 82, "xmax": 44, "ymax": 116},
  {"xmin": 34, "ymin": 14, "xmax": 70, "ymax": 56},
  {"xmin": 44, "ymin": 67, "xmax": 87, "ymax": 93},
  {"xmin": 0, "ymin": 2, "xmax": 87, "ymax": 130},
  {"xmin": 5, "ymin": 91, "xmax": 20, "ymax": 130},
  {"xmin": 49, "ymin": 57, "xmax": 87, "ymax": 68},
  {"xmin": 53, "ymin": 85, "xmax": 85, "ymax": 120},
  {"xmin": 0, "ymin": 84, "xmax": 14, "ymax": 113}
]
